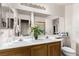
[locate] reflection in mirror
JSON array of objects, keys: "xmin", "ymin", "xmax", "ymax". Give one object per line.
[
  {"xmin": 0, "ymin": 4, "xmax": 6, "ymax": 29},
  {"xmin": 53, "ymin": 18, "xmax": 59, "ymax": 35},
  {"xmin": 7, "ymin": 18, "xmax": 14, "ymax": 29},
  {"xmin": 35, "ymin": 21, "xmax": 45, "ymax": 35},
  {"xmin": 0, "ymin": 18, "xmax": 6, "ymax": 29},
  {"xmin": 0, "ymin": 4, "xmax": 14, "ymax": 29},
  {"xmin": 21, "ymin": 19, "xmax": 30, "ymax": 36}
]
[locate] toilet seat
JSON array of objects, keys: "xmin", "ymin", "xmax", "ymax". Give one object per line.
[{"xmin": 62, "ymin": 47, "xmax": 76, "ymax": 54}]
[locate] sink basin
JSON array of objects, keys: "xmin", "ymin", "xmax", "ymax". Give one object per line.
[{"xmin": 23, "ymin": 38, "xmax": 54, "ymax": 43}]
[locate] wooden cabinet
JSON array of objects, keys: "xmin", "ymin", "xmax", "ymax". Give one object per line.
[
  {"xmin": 0, "ymin": 41, "xmax": 61, "ymax": 56},
  {"xmin": 0, "ymin": 47, "xmax": 31, "ymax": 56},
  {"xmin": 48, "ymin": 42, "xmax": 61, "ymax": 56},
  {"xmin": 31, "ymin": 45, "xmax": 47, "ymax": 56}
]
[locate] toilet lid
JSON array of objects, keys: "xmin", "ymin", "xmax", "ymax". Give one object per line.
[{"xmin": 62, "ymin": 47, "xmax": 76, "ymax": 53}]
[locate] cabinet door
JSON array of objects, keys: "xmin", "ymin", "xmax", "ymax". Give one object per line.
[
  {"xmin": 31, "ymin": 44, "xmax": 47, "ymax": 56},
  {"xmin": 0, "ymin": 47, "xmax": 31, "ymax": 56},
  {"xmin": 48, "ymin": 42, "xmax": 61, "ymax": 56},
  {"xmin": 14, "ymin": 47, "xmax": 31, "ymax": 56}
]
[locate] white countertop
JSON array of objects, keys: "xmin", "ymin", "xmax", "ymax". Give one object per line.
[{"xmin": 0, "ymin": 38, "xmax": 63, "ymax": 50}]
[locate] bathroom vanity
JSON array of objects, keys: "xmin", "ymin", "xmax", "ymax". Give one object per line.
[{"xmin": 0, "ymin": 39, "xmax": 62, "ymax": 56}]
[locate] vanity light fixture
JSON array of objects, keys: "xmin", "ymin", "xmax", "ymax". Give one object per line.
[{"xmin": 21, "ymin": 3, "xmax": 46, "ymax": 10}]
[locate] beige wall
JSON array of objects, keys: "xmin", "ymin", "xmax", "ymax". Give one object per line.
[
  {"xmin": 65, "ymin": 4, "xmax": 79, "ymax": 51},
  {"xmin": 46, "ymin": 3, "xmax": 65, "ymax": 17},
  {"xmin": 65, "ymin": 5, "xmax": 74, "ymax": 49},
  {"xmin": 72, "ymin": 4, "xmax": 79, "ymax": 55}
]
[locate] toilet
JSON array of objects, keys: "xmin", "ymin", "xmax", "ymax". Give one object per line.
[{"xmin": 62, "ymin": 46, "xmax": 76, "ymax": 56}]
